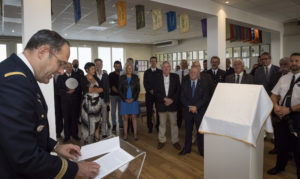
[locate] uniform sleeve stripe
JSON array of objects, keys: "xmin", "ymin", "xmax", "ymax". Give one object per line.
[
  {"xmin": 54, "ymin": 158, "xmax": 68, "ymax": 179},
  {"xmin": 4, "ymin": 72, "xmax": 26, "ymax": 78}
]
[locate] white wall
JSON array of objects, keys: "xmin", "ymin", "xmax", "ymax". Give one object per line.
[{"xmin": 283, "ymin": 35, "xmax": 300, "ymax": 57}]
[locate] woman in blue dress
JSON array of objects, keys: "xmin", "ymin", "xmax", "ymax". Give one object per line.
[{"xmin": 119, "ymin": 62, "xmax": 140, "ymax": 140}]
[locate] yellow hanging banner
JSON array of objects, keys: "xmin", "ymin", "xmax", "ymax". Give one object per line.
[
  {"xmin": 179, "ymin": 14, "xmax": 190, "ymax": 33},
  {"xmin": 117, "ymin": 1, "xmax": 126, "ymax": 28},
  {"xmin": 152, "ymin": 9, "xmax": 162, "ymax": 30}
]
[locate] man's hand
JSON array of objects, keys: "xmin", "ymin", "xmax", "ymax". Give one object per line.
[
  {"xmin": 76, "ymin": 162, "xmax": 100, "ymax": 178},
  {"xmin": 273, "ymin": 105, "xmax": 282, "ymax": 117},
  {"xmin": 54, "ymin": 144, "xmax": 81, "ymax": 161},
  {"xmin": 67, "ymin": 89, "xmax": 75, "ymax": 94},
  {"xmin": 112, "ymin": 86, "xmax": 118, "ymax": 93},
  {"xmin": 278, "ymin": 106, "xmax": 291, "ymax": 119},
  {"xmin": 164, "ymin": 98, "xmax": 173, "ymax": 106},
  {"xmin": 189, "ymin": 106, "xmax": 197, "ymax": 114},
  {"xmin": 150, "ymin": 90, "xmax": 154, "ymax": 95}
]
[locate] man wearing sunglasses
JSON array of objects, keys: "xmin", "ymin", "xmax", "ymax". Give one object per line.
[{"xmin": 0, "ymin": 30, "xmax": 99, "ymax": 178}]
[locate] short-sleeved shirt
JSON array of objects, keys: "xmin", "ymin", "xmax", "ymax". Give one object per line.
[{"xmin": 272, "ymin": 72, "xmax": 300, "ymax": 106}]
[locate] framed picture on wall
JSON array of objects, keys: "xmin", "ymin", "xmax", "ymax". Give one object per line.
[
  {"xmin": 260, "ymin": 45, "xmax": 270, "ymax": 54},
  {"xmin": 204, "ymin": 50, "xmax": 207, "ymax": 59},
  {"xmin": 193, "ymin": 51, "xmax": 198, "ymax": 60},
  {"xmin": 251, "ymin": 46, "xmax": 259, "ymax": 57},
  {"xmin": 137, "ymin": 60, "xmax": 148, "ymax": 72},
  {"xmin": 168, "ymin": 53, "xmax": 172, "ymax": 62},
  {"xmin": 182, "ymin": 52, "xmax": 187, "ymax": 59},
  {"xmin": 242, "ymin": 58, "xmax": 250, "ymax": 69},
  {"xmin": 163, "ymin": 54, "xmax": 167, "ymax": 61},
  {"xmin": 159, "ymin": 54, "xmax": 163, "ymax": 61}
]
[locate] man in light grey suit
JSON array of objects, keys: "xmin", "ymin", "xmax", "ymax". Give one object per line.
[
  {"xmin": 254, "ymin": 52, "xmax": 280, "ymax": 95},
  {"xmin": 225, "ymin": 59, "xmax": 254, "ymax": 84}
]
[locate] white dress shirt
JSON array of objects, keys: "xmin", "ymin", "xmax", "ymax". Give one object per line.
[
  {"xmin": 235, "ymin": 72, "xmax": 244, "ymax": 84},
  {"xmin": 163, "ymin": 74, "xmax": 170, "ymax": 96},
  {"xmin": 96, "ymin": 71, "xmax": 103, "ymax": 80},
  {"xmin": 272, "ymin": 72, "xmax": 300, "ymax": 106},
  {"xmin": 18, "ymin": 53, "xmax": 34, "ymax": 75}
]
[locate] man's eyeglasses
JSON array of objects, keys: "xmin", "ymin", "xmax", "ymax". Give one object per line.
[{"xmin": 48, "ymin": 49, "xmax": 67, "ymax": 67}]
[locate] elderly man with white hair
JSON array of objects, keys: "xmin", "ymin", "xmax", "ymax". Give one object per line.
[{"xmin": 225, "ymin": 58, "xmax": 254, "ymax": 84}]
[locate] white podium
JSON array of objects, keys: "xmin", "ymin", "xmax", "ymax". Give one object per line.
[
  {"xmin": 78, "ymin": 136, "xmax": 146, "ymax": 179},
  {"xmin": 199, "ymin": 83, "xmax": 273, "ymax": 179}
]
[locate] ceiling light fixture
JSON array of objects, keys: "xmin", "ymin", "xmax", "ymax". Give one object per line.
[
  {"xmin": 108, "ymin": 20, "xmax": 117, "ymax": 24},
  {"xmin": 12, "ymin": 29, "xmax": 14, "ymax": 33},
  {"xmin": 64, "ymin": 33, "xmax": 68, "ymax": 36},
  {"xmin": 225, "ymin": 1, "xmax": 229, "ymax": 4}
]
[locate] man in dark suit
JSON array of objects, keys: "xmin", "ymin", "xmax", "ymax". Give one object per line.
[
  {"xmin": 155, "ymin": 61, "xmax": 181, "ymax": 151},
  {"xmin": 71, "ymin": 59, "xmax": 84, "ymax": 124},
  {"xmin": 143, "ymin": 56, "xmax": 162, "ymax": 133},
  {"xmin": 179, "ymin": 66, "xmax": 209, "ymax": 156},
  {"xmin": 250, "ymin": 56, "xmax": 262, "ymax": 76},
  {"xmin": 225, "ymin": 59, "xmax": 254, "ymax": 84},
  {"xmin": 207, "ymin": 56, "xmax": 226, "ymax": 84},
  {"xmin": 94, "ymin": 58, "xmax": 110, "ymax": 138},
  {"xmin": 53, "ymin": 74, "xmax": 63, "ymax": 138},
  {"xmin": 203, "ymin": 59, "xmax": 208, "ymax": 72},
  {"xmin": 58, "ymin": 63, "xmax": 81, "ymax": 142},
  {"xmin": 254, "ymin": 52, "xmax": 280, "ymax": 95},
  {"xmin": 0, "ymin": 30, "xmax": 99, "ymax": 178},
  {"xmin": 225, "ymin": 58, "xmax": 235, "ymax": 77}
]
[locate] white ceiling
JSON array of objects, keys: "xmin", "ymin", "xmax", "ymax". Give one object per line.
[
  {"xmin": 1, "ymin": 0, "xmax": 300, "ymax": 44},
  {"xmin": 212, "ymin": 0, "xmax": 300, "ymax": 23}
]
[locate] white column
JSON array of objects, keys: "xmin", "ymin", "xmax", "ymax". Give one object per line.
[
  {"xmin": 22, "ymin": 0, "xmax": 56, "ymax": 139},
  {"xmin": 271, "ymin": 30, "xmax": 283, "ymax": 65},
  {"xmin": 207, "ymin": 9, "xmax": 227, "ymax": 70}
]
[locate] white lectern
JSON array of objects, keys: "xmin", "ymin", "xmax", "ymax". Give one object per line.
[
  {"xmin": 78, "ymin": 136, "xmax": 146, "ymax": 179},
  {"xmin": 199, "ymin": 83, "xmax": 273, "ymax": 179}
]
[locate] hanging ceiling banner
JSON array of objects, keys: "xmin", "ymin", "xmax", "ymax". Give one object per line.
[
  {"xmin": 166, "ymin": 11, "xmax": 176, "ymax": 32},
  {"xmin": 73, "ymin": 0, "xmax": 81, "ymax": 23},
  {"xmin": 117, "ymin": 1, "xmax": 126, "ymax": 28},
  {"xmin": 152, "ymin": 9, "xmax": 162, "ymax": 30},
  {"xmin": 136, "ymin": 5, "xmax": 145, "ymax": 30},
  {"xmin": 179, "ymin": 14, "xmax": 190, "ymax": 33},
  {"xmin": 96, "ymin": 0, "xmax": 106, "ymax": 25}
]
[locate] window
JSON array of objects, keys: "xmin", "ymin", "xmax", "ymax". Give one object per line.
[
  {"xmin": 98, "ymin": 47, "xmax": 111, "ymax": 73},
  {"xmin": 0, "ymin": 44, "xmax": 7, "ymax": 62},
  {"xmin": 69, "ymin": 47, "xmax": 78, "ymax": 62},
  {"xmin": 112, "ymin": 47, "xmax": 124, "ymax": 66},
  {"xmin": 78, "ymin": 47, "xmax": 92, "ymax": 73},
  {"xmin": 17, "ymin": 43, "xmax": 23, "ymax": 54},
  {"xmin": 98, "ymin": 47, "xmax": 124, "ymax": 73}
]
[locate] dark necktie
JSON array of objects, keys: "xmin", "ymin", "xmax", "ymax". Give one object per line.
[
  {"xmin": 192, "ymin": 81, "xmax": 196, "ymax": 98},
  {"xmin": 182, "ymin": 70, "xmax": 184, "ymax": 78},
  {"xmin": 265, "ymin": 66, "xmax": 268, "ymax": 77},
  {"xmin": 235, "ymin": 74, "xmax": 240, "ymax": 84}
]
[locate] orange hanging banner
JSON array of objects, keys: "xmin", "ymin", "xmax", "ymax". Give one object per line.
[{"xmin": 117, "ymin": 1, "xmax": 127, "ymax": 28}]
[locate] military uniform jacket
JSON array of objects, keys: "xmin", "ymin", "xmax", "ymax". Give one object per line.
[{"xmin": 0, "ymin": 54, "xmax": 78, "ymax": 178}]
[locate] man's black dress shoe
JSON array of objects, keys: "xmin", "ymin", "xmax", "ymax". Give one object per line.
[
  {"xmin": 267, "ymin": 167, "xmax": 284, "ymax": 175},
  {"xmin": 178, "ymin": 149, "xmax": 190, "ymax": 155}
]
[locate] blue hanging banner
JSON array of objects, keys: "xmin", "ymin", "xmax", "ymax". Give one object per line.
[
  {"xmin": 167, "ymin": 11, "xmax": 176, "ymax": 32},
  {"xmin": 201, "ymin": 19, "xmax": 207, "ymax": 37},
  {"xmin": 73, "ymin": 0, "xmax": 81, "ymax": 23}
]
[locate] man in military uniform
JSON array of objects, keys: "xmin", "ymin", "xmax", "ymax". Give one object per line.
[{"xmin": 0, "ymin": 30, "xmax": 99, "ymax": 178}]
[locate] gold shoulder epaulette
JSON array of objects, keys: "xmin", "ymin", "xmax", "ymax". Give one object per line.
[{"xmin": 4, "ymin": 72, "xmax": 26, "ymax": 78}]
